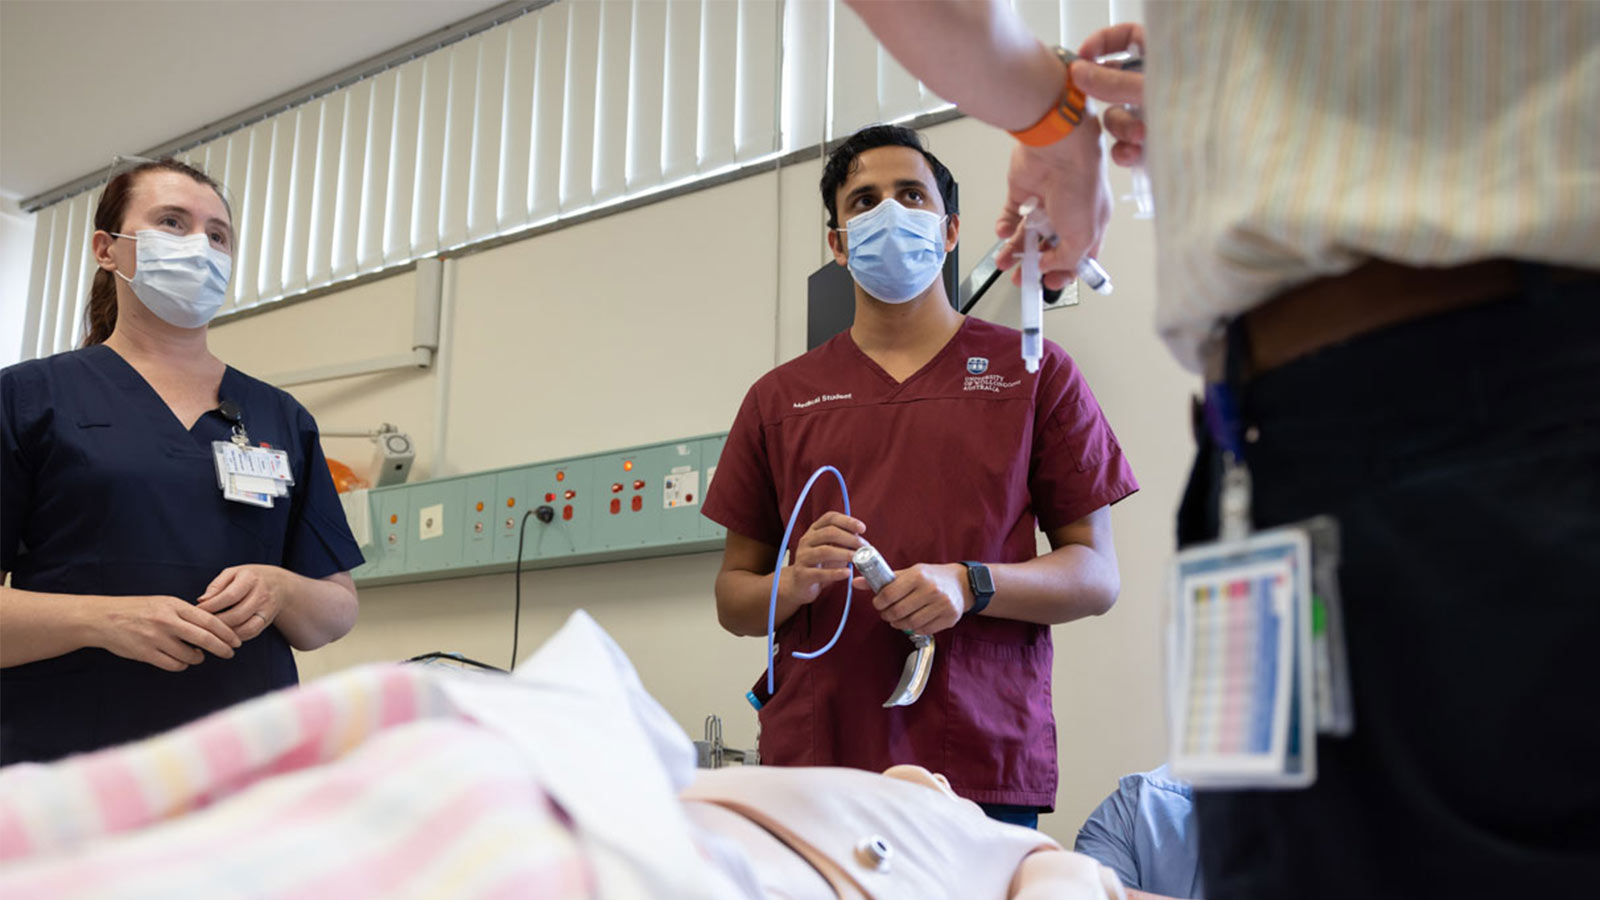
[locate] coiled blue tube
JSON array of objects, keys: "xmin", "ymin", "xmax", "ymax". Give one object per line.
[{"xmin": 765, "ymin": 465, "xmax": 853, "ymax": 696}]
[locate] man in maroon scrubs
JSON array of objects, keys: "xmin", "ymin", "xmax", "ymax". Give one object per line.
[{"xmin": 703, "ymin": 125, "xmax": 1138, "ymax": 829}]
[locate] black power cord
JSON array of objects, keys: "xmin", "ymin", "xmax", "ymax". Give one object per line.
[
  {"xmin": 404, "ymin": 651, "xmax": 504, "ymax": 672},
  {"xmin": 960, "ymin": 267, "xmax": 1066, "ymax": 316},
  {"xmin": 511, "ymin": 505, "xmax": 556, "ymax": 670},
  {"xmin": 959, "ymin": 267, "xmax": 1003, "ymax": 315}
]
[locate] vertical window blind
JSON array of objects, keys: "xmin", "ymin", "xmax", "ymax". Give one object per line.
[{"xmin": 20, "ymin": 0, "xmax": 1111, "ymax": 360}]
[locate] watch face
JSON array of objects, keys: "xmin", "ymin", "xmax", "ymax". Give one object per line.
[{"xmin": 969, "ymin": 565, "xmax": 995, "ymax": 595}]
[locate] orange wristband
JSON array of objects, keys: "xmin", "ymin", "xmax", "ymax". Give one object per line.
[{"xmin": 1010, "ymin": 48, "xmax": 1087, "ymax": 147}]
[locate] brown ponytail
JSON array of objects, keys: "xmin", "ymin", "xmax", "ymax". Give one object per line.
[
  {"xmin": 83, "ymin": 269, "xmax": 120, "ymax": 347},
  {"xmin": 81, "ymin": 158, "xmax": 230, "ymax": 348}
]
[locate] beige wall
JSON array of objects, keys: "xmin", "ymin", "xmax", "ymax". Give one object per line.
[{"xmin": 207, "ymin": 116, "xmax": 1197, "ymax": 844}]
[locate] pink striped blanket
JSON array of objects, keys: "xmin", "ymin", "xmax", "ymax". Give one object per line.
[{"xmin": 0, "ymin": 664, "xmax": 594, "ymax": 898}]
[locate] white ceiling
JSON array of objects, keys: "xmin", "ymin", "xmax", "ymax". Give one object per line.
[{"xmin": 0, "ymin": 0, "xmax": 508, "ymax": 206}]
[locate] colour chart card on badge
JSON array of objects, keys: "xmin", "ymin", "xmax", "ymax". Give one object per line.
[{"xmin": 1169, "ymin": 528, "xmax": 1315, "ymax": 789}]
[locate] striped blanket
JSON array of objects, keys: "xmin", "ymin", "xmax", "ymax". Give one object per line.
[{"xmin": 0, "ymin": 663, "xmax": 593, "ymax": 898}]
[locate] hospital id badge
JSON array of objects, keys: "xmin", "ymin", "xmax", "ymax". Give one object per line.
[
  {"xmin": 1168, "ymin": 527, "xmax": 1316, "ymax": 788},
  {"xmin": 1167, "ymin": 516, "xmax": 1353, "ymax": 790},
  {"xmin": 213, "ymin": 441, "xmax": 294, "ymax": 506},
  {"xmin": 223, "ymin": 480, "xmax": 275, "ymax": 507}
]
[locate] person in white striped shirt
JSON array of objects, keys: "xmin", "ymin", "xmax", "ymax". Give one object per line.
[{"xmin": 845, "ymin": 2, "xmax": 1600, "ymax": 898}]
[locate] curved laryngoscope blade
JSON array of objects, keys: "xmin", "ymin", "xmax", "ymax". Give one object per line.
[{"xmin": 855, "ymin": 544, "xmax": 939, "ymax": 708}]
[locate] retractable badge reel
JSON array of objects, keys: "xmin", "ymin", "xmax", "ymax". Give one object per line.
[
  {"xmin": 1166, "ymin": 326, "xmax": 1353, "ymax": 790},
  {"xmin": 211, "ymin": 400, "xmax": 295, "ymax": 508}
]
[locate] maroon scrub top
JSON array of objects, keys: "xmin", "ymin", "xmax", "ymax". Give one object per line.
[{"xmin": 703, "ymin": 316, "xmax": 1138, "ymax": 808}]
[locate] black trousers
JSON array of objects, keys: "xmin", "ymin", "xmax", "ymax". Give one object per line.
[{"xmin": 1178, "ymin": 267, "xmax": 1600, "ymax": 899}]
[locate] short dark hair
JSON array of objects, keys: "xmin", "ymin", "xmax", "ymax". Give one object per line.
[{"xmin": 819, "ymin": 124, "xmax": 958, "ymax": 229}]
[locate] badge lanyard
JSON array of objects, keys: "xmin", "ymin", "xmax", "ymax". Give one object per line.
[
  {"xmin": 1167, "ymin": 323, "xmax": 1353, "ymax": 790},
  {"xmin": 211, "ymin": 400, "xmax": 294, "ymax": 508}
]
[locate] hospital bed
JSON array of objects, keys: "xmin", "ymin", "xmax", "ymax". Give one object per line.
[{"xmin": 0, "ymin": 613, "xmax": 1121, "ymax": 900}]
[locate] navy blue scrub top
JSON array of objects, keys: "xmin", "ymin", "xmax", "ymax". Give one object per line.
[{"xmin": 0, "ymin": 344, "xmax": 365, "ymax": 765}]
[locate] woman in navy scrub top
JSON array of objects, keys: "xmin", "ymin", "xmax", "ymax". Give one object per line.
[{"xmin": 0, "ymin": 159, "xmax": 364, "ymax": 765}]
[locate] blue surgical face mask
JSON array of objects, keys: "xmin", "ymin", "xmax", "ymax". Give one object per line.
[
  {"xmin": 839, "ymin": 199, "xmax": 948, "ymax": 304},
  {"xmin": 112, "ymin": 229, "xmax": 232, "ymax": 329}
]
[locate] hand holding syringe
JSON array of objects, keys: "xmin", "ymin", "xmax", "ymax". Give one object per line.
[
  {"xmin": 1017, "ymin": 196, "xmax": 1112, "ymax": 373},
  {"xmin": 996, "ymin": 32, "xmax": 1136, "ymax": 360}
]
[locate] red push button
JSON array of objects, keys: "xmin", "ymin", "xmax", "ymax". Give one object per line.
[
  {"xmin": 562, "ymin": 505, "xmax": 574, "ymax": 521},
  {"xmin": 611, "ymin": 483, "xmax": 624, "ymax": 493},
  {"xmin": 544, "ymin": 493, "xmax": 556, "ymax": 503},
  {"xmin": 564, "ymin": 490, "xmax": 576, "ymax": 500},
  {"xmin": 631, "ymin": 495, "xmax": 643, "ymax": 512},
  {"xmin": 685, "ymin": 493, "xmax": 694, "ymax": 503},
  {"xmin": 610, "ymin": 498, "xmax": 621, "ymax": 515},
  {"xmin": 633, "ymin": 479, "xmax": 645, "ymax": 490}
]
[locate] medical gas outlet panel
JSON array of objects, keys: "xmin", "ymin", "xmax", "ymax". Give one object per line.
[{"xmin": 352, "ymin": 433, "xmax": 728, "ymax": 586}]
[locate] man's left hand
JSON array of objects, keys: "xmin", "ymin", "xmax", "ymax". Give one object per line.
[
  {"xmin": 197, "ymin": 565, "xmax": 293, "ymax": 641},
  {"xmin": 856, "ymin": 563, "xmax": 971, "ymax": 635}
]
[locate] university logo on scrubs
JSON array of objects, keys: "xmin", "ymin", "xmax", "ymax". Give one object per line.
[{"xmin": 966, "ymin": 357, "xmax": 989, "ymax": 375}]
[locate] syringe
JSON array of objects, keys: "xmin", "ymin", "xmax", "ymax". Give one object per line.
[
  {"xmin": 1091, "ymin": 48, "xmax": 1153, "ymax": 219},
  {"xmin": 1019, "ymin": 198, "xmax": 1047, "ymax": 374},
  {"xmin": 1077, "ymin": 257, "xmax": 1113, "ymax": 294},
  {"xmin": 1016, "ymin": 198, "xmax": 1114, "ymax": 372}
]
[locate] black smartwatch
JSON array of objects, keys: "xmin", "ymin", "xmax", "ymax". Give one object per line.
[{"xmin": 961, "ymin": 562, "xmax": 995, "ymax": 616}]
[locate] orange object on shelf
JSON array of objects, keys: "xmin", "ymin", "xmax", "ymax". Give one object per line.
[{"xmin": 326, "ymin": 457, "xmax": 370, "ymax": 494}]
